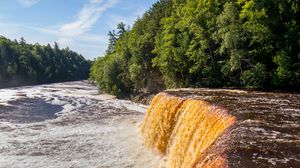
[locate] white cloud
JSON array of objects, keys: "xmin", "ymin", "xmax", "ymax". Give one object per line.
[
  {"xmin": 57, "ymin": 37, "xmax": 73, "ymax": 47},
  {"xmin": 60, "ymin": 0, "xmax": 119, "ymax": 37},
  {"xmin": 17, "ymin": 0, "xmax": 40, "ymax": 7},
  {"xmin": 30, "ymin": 26, "xmax": 108, "ymax": 45},
  {"xmin": 1, "ymin": 0, "xmax": 151, "ymax": 59},
  {"xmin": 21, "ymin": 0, "xmax": 119, "ymax": 58},
  {"xmin": 106, "ymin": 6, "xmax": 146, "ymax": 29},
  {"xmin": 107, "ymin": 15, "xmax": 135, "ymax": 29},
  {"xmin": 48, "ymin": 0, "xmax": 118, "ymax": 56},
  {"xmin": 25, "ymin": 0, "xmax": 119, "ymax": 39}
]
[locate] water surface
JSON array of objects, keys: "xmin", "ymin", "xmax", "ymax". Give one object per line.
[
  {"xmin": 166, "ymin": 88, "xmax": 300, "ymax": 168},
  {"xmin": 0, "ymin": 81, "xmax": 161, "ymax": 168}
]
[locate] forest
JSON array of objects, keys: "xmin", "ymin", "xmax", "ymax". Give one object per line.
[
  {"xmin": 90, "ymin": 0, "xmax": 300, "ymax": 97},
  {"xmin": 0, "ymin": 36, "xmax": 91, "ymax": 88}
]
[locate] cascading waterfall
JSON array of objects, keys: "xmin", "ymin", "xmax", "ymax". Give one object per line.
[{"xmin": 141, "ymin": 93, "xmax": 236, "ymax": 168}]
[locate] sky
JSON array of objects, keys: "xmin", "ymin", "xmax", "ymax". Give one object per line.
[{"xmin": 0, "ymin": 0, "xmax": 157, "ymax": 59}]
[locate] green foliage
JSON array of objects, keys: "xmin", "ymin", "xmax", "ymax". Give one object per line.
[
  {"xmin": 129, "ymin": 63, "xmax": 145, "ymax": 91},
  {"xmin": 90, "ymin": 0, "xmax": 172, "ymax": 96},
  {"xmin": 0, "ymin": 36, "xmax": 91, "ymax": 88},
  {"xmin": 240, "ymin": 63, "xmax": 268, "ymax": 89},
  {"xmin": 90, "ymin": 0, "xmax": 300, "ymax": 96}
]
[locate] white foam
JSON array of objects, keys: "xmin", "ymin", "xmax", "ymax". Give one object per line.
[{"xmin": 0, "ymin": 81, "xmax": 161, "ymax": 168}]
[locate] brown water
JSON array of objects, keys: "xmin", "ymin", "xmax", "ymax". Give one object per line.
[
  {"xmin": 164, "ymin": 88, "xmax": 300, "ymax": 168},
  {"xmin": 141, "ymin": 93, "xmax": 236, "ymax": 167},
  {"xmin": 1, "ymin": 82, "xmax": 299, "ymax": 168}
]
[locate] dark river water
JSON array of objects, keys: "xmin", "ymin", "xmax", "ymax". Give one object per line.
[{"xmin": 166, "ymin": 88, "xmax": 300, "ymax": 168}]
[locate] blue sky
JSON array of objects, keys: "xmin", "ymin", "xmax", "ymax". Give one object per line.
[{"xmin": 0, "ymin": 0, "xmax": 157, "ymax": 59}]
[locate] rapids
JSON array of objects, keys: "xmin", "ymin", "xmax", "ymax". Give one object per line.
[
  {"xmin": 0, "ymin": 81, "xmax": 299, "ymax": 168},
  {"xmin": 0, "ymin": 81, "xmax": 162, "ymax": 168}
]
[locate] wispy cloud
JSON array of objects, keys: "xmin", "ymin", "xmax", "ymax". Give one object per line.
[
  {"xmin": 107, "ymin": 6, "xmax": 146, "ymax": 29},
  {"xmin": 29, "ymin": 0, "xmax": 119, "ymax": 37},
  {"xmin": 17, "ymin": 0, "xmax": 40, "ymax": 7},
  {"xmin": 27, "ymin": 0, "xmax": 118, "ymax": 57},
  {"xmin": 60, "ymin": 0, "xmax": 119, "ymax": 37},
  {"xmin": 21, "ymin": 0, "xmax": 118, "ymax": 59},
  {"xmin": 1, "ymin": 0, "xmax": 150, "ymax": 59}
]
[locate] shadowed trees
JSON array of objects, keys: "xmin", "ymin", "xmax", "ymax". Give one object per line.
[{"xmin": 0, "ymin": 36, "xmax": 91, "ymax": 88}]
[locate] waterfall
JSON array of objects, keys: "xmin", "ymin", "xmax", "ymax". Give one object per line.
[{"xmin": 141, "ymin": 93, "xmax": 236, "ymax": 168}]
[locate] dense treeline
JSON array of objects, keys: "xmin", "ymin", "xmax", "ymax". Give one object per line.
[
  {"xmin": 90, "ymin": 0, "xmax": 300, "ymax": 97},
  {"xmin": 0, "ymin": 36, "xmax": 91, "ymax": 88}
]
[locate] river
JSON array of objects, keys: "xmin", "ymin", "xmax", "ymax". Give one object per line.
[
  {"xmin": 0, "ymin": 81, "xmax": 162, "ymax": 168},
  {"xmin": 0, "ymin": 81, "xmax": 299, "ymax": 168},
  {"xmin": 165, "ymin": 88, "xmax": 300, "ymax": 168}
]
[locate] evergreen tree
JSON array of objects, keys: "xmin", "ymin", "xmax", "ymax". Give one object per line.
[{"xmin": 0, "ymin": 36, "xmax": 91, "ymax": 88}]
